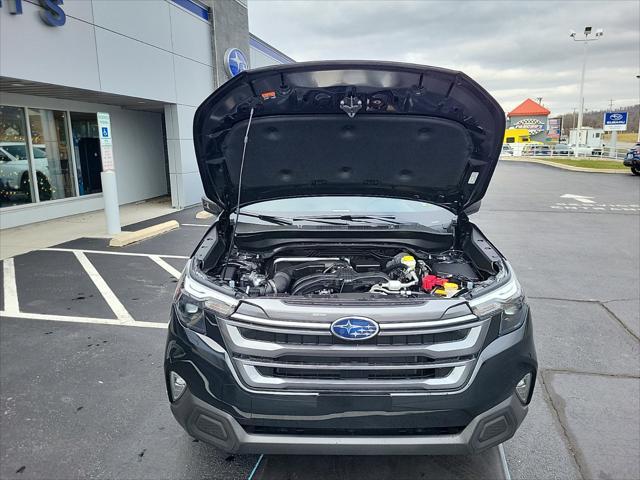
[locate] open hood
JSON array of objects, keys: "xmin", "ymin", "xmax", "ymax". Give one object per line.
[{"xmin": 193, "ymin": 61, "xmax": 505, "ymax": 215}]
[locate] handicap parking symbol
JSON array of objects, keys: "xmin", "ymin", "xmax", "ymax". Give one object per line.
[{"xmin": 101, "ymin": 127, "xmax": 109, "ymax": 137}]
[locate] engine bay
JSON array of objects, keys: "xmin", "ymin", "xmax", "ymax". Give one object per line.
[{"xmin": 211, "ymin": 246, "xmax": 487, "ymax": 299}]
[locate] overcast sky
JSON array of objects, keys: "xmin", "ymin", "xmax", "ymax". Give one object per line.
[{"xmin": 248, "ymin": 0, "xmax": 639, "ymax": 116}]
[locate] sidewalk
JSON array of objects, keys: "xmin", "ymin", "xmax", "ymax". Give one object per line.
[{"xmin": 0, "ymin": 196, "xmax": 177, "ymax": 259}]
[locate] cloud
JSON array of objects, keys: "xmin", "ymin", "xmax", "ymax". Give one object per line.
[{"xmin": 249, "ymin": 0, "xmax": 640, "ymax": 114}]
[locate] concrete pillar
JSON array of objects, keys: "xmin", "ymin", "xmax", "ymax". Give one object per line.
[
  {"xmin": 209, "ymin": 0, "xmax": 250, "ymax": 87},
  {"xmin": 164, "ymin": 0, "xmax": 249, "ymax": 209},
  {"xmin": 164, "ymin": 104, "xmax": 202, "ymax": 209}
]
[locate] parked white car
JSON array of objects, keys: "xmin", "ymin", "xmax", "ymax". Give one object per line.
[
  {"xmin": 0, "ymin": 142, "xmax": 52, "ymax": 201},
  {"xmin": 569, "ymin": 144, "xmax": 603, "ymax": 156}
]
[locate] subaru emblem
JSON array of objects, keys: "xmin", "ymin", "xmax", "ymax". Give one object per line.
[{"xmin": 330, "ymin": 317, "xmax": 379, "ymax": 341}]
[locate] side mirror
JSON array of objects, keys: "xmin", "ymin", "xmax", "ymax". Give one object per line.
[
  {"xmin": 464, "ymin": 201, "xmax": 482, "ymax": 215},
  {"xmin": 202, "ymin": 196, "xmax": 223, "ymax": 216}
]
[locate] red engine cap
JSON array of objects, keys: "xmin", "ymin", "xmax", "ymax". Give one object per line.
[{"xmin": 421, "ymin": 275, "xmax": 448, "ymax": 291}]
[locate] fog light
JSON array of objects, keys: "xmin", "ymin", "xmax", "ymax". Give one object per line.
[
  {"xmin": 170, "ymin": 371, "xmax": 187, "ymax": 402},
  {"xmin": 515, "ymin": 372, "xmax": 532, "ymax": 404}
]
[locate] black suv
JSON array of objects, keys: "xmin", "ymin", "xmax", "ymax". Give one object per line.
[
  {"xmin": 164, "ymin": 61, "xmax": 537, "ymax": 455},
  {"xmin": 624, "ymin": 143, "xmax": 640, "ymax": 175}
]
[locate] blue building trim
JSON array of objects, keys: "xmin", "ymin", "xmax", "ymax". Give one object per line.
[
  {"xmin": 250, "ymin": 34, "xmax": 295, "ymax": 64},
  {"xmin": 171, "ymin": 0, "xmax": 210, "ymax": 21}
]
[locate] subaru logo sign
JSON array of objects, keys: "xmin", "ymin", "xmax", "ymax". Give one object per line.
[
  {"xmin": 224, "ymin": 48, "xmax": 248, "ymax": 77},
  {"xmin": 330, "ymin": 317, "xmax": 379, "ymax": 341},
  {"xmin": 610, "ymin": 113, "xmax": 624, "ymax": 121}
]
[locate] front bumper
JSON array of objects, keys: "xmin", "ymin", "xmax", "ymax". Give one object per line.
[
  {"xmin": 165, "ymin": 311, "xmax": 537, "ymax": 455},
  {"xmin": 171, "ymin": 386, "xmax": 527, "ymax": 455}
]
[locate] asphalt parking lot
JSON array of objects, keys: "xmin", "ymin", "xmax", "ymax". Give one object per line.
[{"xmin": 1, "ymin": 161, "xmax": 638, "ymax": 480}]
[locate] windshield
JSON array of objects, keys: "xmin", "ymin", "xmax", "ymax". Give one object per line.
[{"xmin": 238, "ymin": 196, "xmax": 456, "ymax": 229}]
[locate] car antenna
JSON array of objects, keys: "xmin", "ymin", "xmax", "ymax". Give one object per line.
[{"xmin": 224, "ymin": 106, "xmax": 255, "ymax": 270}]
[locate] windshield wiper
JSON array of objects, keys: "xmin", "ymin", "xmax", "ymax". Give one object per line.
[
  {"xmin": 294, "ymin": 214, "xmax": 404, "ymax": 225},
  {"xmin": 236, "ymin": 212, "xmax": 293, "ymax": 225}
]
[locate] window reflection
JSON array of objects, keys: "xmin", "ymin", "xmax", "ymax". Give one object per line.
[
  {"xmin": 0, "ymin": 106, "xmax": 33, "ymax": 208},
  {"xmin": 27, "ymin": 109, "xmax": 76, "ymax": 201}
]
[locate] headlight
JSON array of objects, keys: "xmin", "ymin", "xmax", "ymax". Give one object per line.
[
  {"xmin": 469, "ymin": 267, "xmax": 527, "ymax": 335},
  {"xmin": 173, "ymin": 263, "xmax": 238, "ymax": 333}
]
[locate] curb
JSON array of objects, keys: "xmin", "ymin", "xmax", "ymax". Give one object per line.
[
  {"xmin": 195, "ymin": 210, "xmax": 214, "ymax": 220},
  {"xmin": 109, "ymin": 220, "xmax": 180, "ymax": 247},
  {"xmin": 500, "ymin": 157, "xmax": 629, "ymax": 174}
]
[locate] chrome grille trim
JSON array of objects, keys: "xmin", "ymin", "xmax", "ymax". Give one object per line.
[
  {"xmin": 235, "ymin": 357, "xmax": 471, "ymax": 370},
  {"xmin": 220, "ymin": 322, "xmax": 488, "ymax": 359},
  {"xmin": 219, "ymin": 304, "xmax": 488, "ymax": 392},
  {"xmin": 238, "ymin": 364, "xmax": 470, "ymax": 391},
  {"xmin": 226, "ymin": 317, "xmax": 486, "ymax": 337},
  {"xmin": 230, "ymin": 312, "xmax": 478, "ymax": 332}
]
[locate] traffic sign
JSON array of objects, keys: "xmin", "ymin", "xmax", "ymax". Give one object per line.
[
  {"xmin": 603, "ymin": 112, "xmax": 628, "ymax": 131},
  {"xmin": 97, "ymin": 112, "xmax": 114, "ymax": 171}
]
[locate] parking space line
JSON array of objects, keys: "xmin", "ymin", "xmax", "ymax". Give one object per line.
[
  {"xmin": 73, "ymin": 251, "xmax": 135, "ymax": 324},
  {"xmin": 0, "ymin": 310, "xmax": 167, "ymax": 329},
  {"xmin": 498, "ymin": 444, "xmax": 511, "ymax": 480},
  {"xmin": 44, "ymin": 247, "xmax": 188, "ymax": 259},
  {"xmin": 149, "ymin": 255, "xmax": 183, "ymax": 279},
  {"xmin": 2, "ymin": 258, "xmax": 19, "ymax": 314},
  {"xmin": 247, "ymin": 454, "xmax": 264, "ymax": 480}
]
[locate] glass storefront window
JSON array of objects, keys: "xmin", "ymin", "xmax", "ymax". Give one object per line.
[
  {"xmin": 70, "ymin": 112, "xmax": 103, "ymax": 195},
  {"xmin": 1, "ymin": 106, "xmax": 107, "ymax": 208},
  {"xmin": 0, "ymin": 106, "xmax": 34, "ymax": 208},
  {"xmin": 27, "ymin": 108, "xmax": 76, "ymax": 201}
]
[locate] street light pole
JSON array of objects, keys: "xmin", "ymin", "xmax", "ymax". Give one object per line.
[{"xmin": 569, "ymin": 27, "xmax": 603, "ymax": 158}]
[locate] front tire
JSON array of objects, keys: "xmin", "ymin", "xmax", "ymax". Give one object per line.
[{"xmin": 631, "ymin": 166, "xmax": 640, "ymax": 176}]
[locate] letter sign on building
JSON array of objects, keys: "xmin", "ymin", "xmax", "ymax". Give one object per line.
[
  {"xmin": 0, "ymin": 0, "xmax": 66, "ymax": 26},
  {"xmin": 39, "ymin": 0, "xmax": 66, "ymax": 27}
]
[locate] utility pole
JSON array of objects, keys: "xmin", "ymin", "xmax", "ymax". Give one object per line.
[
  {"xmin": 569, "ymin": 26, "xmax": 604, "ymax": 157},
  {"xmin": 608, "ymin": 99, "xmax": 618, "ymax": 157}
]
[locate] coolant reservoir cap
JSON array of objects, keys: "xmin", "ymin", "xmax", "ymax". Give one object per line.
[{"xmin": 401, "ymin": 255, "xmax": 416, "ymax": 270}]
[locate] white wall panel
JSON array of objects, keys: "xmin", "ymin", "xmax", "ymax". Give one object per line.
[
  {"xmin": 91, "ymin": 0, "xmax": 172, "ymax": 51},
  {"xmin": 173, "ymin": 56, "xmax": 214, "ymax": 107},
  {"xmin": 0, "ymin": 3, "xmax": 100, "ymax": 90},
  {"xmin": 180, "ymin": 171, "xmax": 204, "ymax": 206},
  {"xmin": 176, "ymin": 104, "xmax": 196, "ymax": 139},
  {"xmin": 177, "ymin": 138, "xmax": 198, "ymax": 174},
  {"xmin": 0, "ymin": 195, "xmax": 105, "ymax": 229},
  {"xmin": 169, "ymin": 4, "xmax": 213, "ymax": 65},
  {"xmin": 63, "ymin": 0, "xmax": 94, "ymax": 23},
  {"xmin": 250, "ymin": 47, "xmax": 279, "ymax": 68},
  {"xmin": 95, "ymin": 28, "xmax": 176, "ymax": 102}
]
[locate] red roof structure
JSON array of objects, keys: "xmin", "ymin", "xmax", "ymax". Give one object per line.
[{"xmin": 508, "ymin": 98, "xmax": 550, "ymax": 117}]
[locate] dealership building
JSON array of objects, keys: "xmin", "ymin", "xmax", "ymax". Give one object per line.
[{"xmin": 0, "ymin": 0, "xmax": 293, "ymax": 229}]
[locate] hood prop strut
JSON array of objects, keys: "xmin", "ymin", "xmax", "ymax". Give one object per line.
[{"xmin": 224, "ymin": 106, "xmax": 255, "ymax": 269}]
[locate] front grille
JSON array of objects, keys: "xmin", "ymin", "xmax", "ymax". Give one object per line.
[
  {"xmin": 255, "ymin": 365, "xmax": 454, "ymax": 381},
  {"xmin": 238, "ymin": 328, "xmax": 468, "ymax": 346},
  {"xmin": 243, "ymin": 425, "xmax": 466, "ymax": 436},
  {"xmin": 219, "ymin": 304, "xmax": 489, "ymax": 392}
]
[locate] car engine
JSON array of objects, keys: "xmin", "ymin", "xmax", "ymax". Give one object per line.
[{"xmin": 214, "ymin": 248, "xmax": 482, "ymax": 298}]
